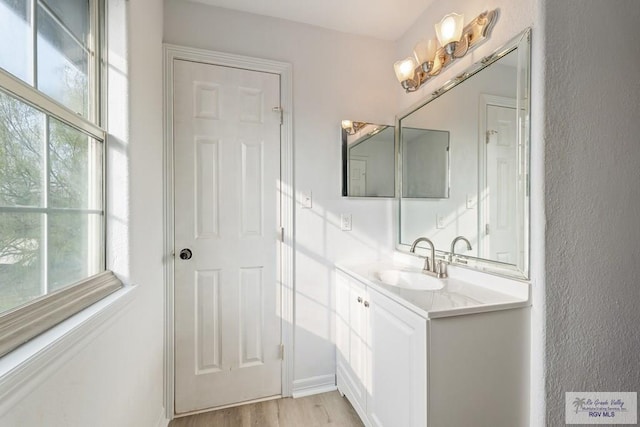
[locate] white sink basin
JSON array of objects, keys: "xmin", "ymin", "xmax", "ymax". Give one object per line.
[{"xmin": 373, "ymin": 269, "xmax": 444, "ymax": 291}]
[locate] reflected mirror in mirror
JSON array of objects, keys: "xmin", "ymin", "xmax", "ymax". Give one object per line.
[
  {"xmin": 342, "ymin": 121, "xmax": 395, "ymax": 197},
  {"xmin": 397, "ymin": 29, "xmax": 530, "ymax": 278},
  {"xmin": 401, "ymin": 128, "xmax": 449, "ymax": 198}
]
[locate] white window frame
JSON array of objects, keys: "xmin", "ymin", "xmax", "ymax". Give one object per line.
[{"xmin": 0, "ymin": 0, "xmax": 121, "ymax": 358}]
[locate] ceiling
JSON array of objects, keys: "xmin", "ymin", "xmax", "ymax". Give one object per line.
[{"xmin": 187, "ymin": 0, "xmax": 434, "ymax": 41}]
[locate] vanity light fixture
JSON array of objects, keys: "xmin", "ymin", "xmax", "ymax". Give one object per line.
[
  {"xmin": 435, "ymin": 13, "xmax": 465, "ymax": 56},
  {"xmin": 394, "ymin": 9, "xmax": 499, "ymax": 93},
  {"xmin": 413, "ymin": 39, "xmax": 437, "ymax": 73},
  {"xmin": 341, "ymin": 120, "xmax": 367, "ymax": 135},
  {"xmin": 393, "ymin": 57, "xmax": 418, "ymax": 91}
]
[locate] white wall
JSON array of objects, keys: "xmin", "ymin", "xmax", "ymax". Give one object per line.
[
  {"xmin": 396, "ymin": 1, "xmax": 545, "ymax": 425},
  {"xmin": 543, "ymin": 1, "xmax": 640, "ymax": 424},
  {"xmin": 0, "ymin": 0, "xmax": 167, "ymax": 425},
  {"xmin": 163, "ymin": 0, "xmax": 398, "ymax": 390}
]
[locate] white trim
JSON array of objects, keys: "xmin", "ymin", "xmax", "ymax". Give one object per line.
[
  {"xmin": 154, "ymin": 407, "xmax": 170, "ymax": 427},
  {"xmin": 0, "ymin": 271, "xmax": 123, "ymax": 357},
  {"xmin": 0, "ymin": 68, "xmax": 105, "ymax": 141},
  {"xmin": 291, "ymin": 374, "xmax": 337, "ymax": 398},
  {"xmin": 0, "ymin": 285, "xmax": 137, "ymax": 416},
  {"xmin": 162, "ymin": 44, "xmax": 295, "ymax": 419},
  {"xmin": 174, "ymin": 394, "xmax": 282, "ymax": 418}
]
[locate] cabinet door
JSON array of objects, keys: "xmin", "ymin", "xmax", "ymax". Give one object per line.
[
  {"xmin": 366, "ymin": 288, "xmax": 427, "ymax": 427},
  {"xmin": 336, "ymin": 271, "xmax": 368, "ymax": 416}
]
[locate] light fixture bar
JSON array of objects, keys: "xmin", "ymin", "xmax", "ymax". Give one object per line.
[{"xmin": 397, "ymin": 9, "xmax": 499, "ymax": 93}]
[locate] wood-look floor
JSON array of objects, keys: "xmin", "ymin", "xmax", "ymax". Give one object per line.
[{"xmin": 169, "ymin": 391, "xmax": 364, "ymax": 427}]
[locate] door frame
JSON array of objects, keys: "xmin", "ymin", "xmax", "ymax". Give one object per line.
[
  {"xmin": 477, "ymin": 94, "xmax": 516, "ymax": 260},
  {"xmin": 162, "ymin": 44, "xmax": 294, "ymax": 419}
]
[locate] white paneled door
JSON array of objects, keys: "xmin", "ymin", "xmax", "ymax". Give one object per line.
[
  {"xmin": 349, "ymin": 159, "xmax": 367, "ymax": 197},
  {"xmin": 172, "ymin": 59, "xmax": 282, "ymax": 414},
  {"xmin": 484, "ymin": 103, "xmax": 518, "ymax": 264}
]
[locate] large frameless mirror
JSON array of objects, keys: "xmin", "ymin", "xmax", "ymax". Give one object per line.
[
  {"xmin": 397, "ymin": 29, "xmax": 531, "ymax": 279},
  {"xmin": 342, "ymin": 121, "xmax": 395, "ymax": 197}
]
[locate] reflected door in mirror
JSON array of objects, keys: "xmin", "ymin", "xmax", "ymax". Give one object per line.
[
  {"xmin": 342, "ymin": 123, "xmax": 395, "ymax": 197},
  {"xmin": 349, "ymin": 159, "xmax": 367, "ymax": 196},
  {"xmin": 481, "ymin": 101, "xmax": 519, "ymax": 265}
]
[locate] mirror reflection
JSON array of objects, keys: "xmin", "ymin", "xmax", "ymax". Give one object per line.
[
  {"xmin": 342, "ymin": 121, "xmax": 395, "ymax": 197},
  {"xmin": 398, "ymin": 30, "xmax": 530, "ymax": 278},
  {"xmin": 401, "ymin": 127, "xmax": 449, "ymax": 198}
]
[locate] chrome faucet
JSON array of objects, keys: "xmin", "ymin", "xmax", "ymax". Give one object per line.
[
  {"xmin": 409, "ymin": 237, "xmax": 436, "ymax": 275},
  {"xmin": 450, "ymin": 236, "xmax": 472, "ymax": 263}
]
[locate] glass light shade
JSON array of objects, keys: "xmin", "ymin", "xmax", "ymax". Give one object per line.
[
  {"xmin": 413, "ymin": 39, "xmax": 437, "ymax": 65},
  {"xmin": 394, "ymin": 57, "xmax": 417, "ymax": 83},
  {"xmin": 341, "ymin": 120, "xmax": 353, "ymax": 130},
  {"xmin": 435, "ymin": 13, "xmax": 464, "ymax": 46}
]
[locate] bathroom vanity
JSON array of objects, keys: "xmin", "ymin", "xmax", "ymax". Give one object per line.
[
  {"xmin": 335, "ymin": 259, "xmax": 530, "ymax": 427},
  {"xmin": 336, "ymin": 29, "xmax": 533, "ymax": 427}
]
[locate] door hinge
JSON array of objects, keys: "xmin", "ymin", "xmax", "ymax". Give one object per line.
[
  {"xmin": 279, "ymin": 227, "xmax": 285, "ymax": 242},
  {"xmin": 272, "ymin": 106, "xmax": 283, "ymax": 125},
  {"xmin": 280, "ymin": 344, "xmax": 285, "ymax": 359},
  {"xmin": 485, "ymin": 224, "xmax": 490, "ymax": 235}
]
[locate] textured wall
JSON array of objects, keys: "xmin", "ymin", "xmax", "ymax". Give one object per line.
[{"xmin": 544, "ymin": 0, "xmax": 640, "ymax": 424}]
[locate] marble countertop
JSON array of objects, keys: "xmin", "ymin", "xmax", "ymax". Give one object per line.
[{"xmin": 336, "ymin": 257, "xmax": 530, "ymax": 319}]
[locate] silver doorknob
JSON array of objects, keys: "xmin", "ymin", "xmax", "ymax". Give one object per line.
[{"xmin": 179, "ymin": 248, "xmax": 192, "ymax": 260}]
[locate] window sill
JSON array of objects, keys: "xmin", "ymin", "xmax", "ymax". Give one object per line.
[{"xmin": 0, "ymin": 284, "xmax": 138, "ymax": 417}]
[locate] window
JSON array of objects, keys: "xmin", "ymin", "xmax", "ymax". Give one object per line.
[
  {"xmin": 0, "ymin": 0, "xmax": 95, "ymax": 118},
  {"xmin": 0, "ymin": 0, "xmax": 121, "ymax": 357}
]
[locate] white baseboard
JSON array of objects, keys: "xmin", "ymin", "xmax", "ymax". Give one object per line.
[
  {"xmin": 291, "ymin": 374, "xmax": 337, "ymax": 398},
  {"xmin": 155, "ymin": 407, "xmax": 170, "ymax": 427}
]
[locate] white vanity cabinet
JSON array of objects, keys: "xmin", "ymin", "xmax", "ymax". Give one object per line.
[
  {"xmin": 335, "ymin": 272, "xmax": 368, "ymax": 416},
  {"xmin": 335, "ymin": 266, "xmax": 530, "ymax": 427},
  {"xmin": 336, "ymin": 269, "xmax": 427, "ymax": 427}
]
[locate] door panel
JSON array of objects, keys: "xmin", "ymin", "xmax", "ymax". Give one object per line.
[
  {"xmin": 240, "ymin": 141, "xmax": 264, "ymax": 236},
  {"xmin": 335, "ymin": 272, "xmax": 367, "ymax": 417},
  {"xmin": 348, "ymin": 278, "xmax": 367, "ymax": 405},
  {"xmin": 195, "ymin": 270, "xmax": 221, "ymax": 374},
  {"xmin": 195, "ymin": 138, "xmax": 220, "ymax": 238},
  {"xmin": 239, "ymin": 266, "xmax": 264, "ymax": 367},
  {"xmin": 173, "ymin": 59, "xmax": 281, "ymax": 414},
  {"xmin": 367, "ymin": 288, "xmax": 427, "ymax": 427}
]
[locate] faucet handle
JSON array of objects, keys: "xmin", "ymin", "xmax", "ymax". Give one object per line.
[
  {"xmin": 423, "ymin": 257, "xmax": 432, "ymax": 273},
  {"xmin": 435, "ymin": 260, "xmax": 448, "ymax": 278}
]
